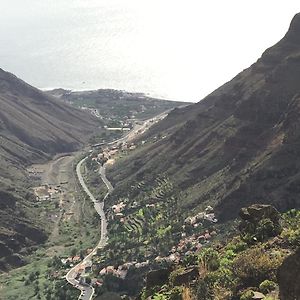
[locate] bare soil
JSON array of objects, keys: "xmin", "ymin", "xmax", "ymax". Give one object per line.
[{"xmin": 28, "ymin": 153, "xmax": 83, "ymax": 244}]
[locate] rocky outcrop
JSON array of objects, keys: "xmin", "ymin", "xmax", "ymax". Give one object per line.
[
  {"xmin": 278, "ymin": 248, "xmax": 300, "ymax": 300},
  {"xmin": 239, "ymin": 204, "xmax": 282, "ymax": 242},
  {"xmin": 284, "ymin": 13, "xmax": 300, "ymax": 44},
  {"xmin": 171, "ymin": 267, "xmax": 199, "ymax": 286},
  {"xmin": 239, "ymin": 204, "xmax": 280, "ymax": 223},
  {"xmin": 145, "ymin": 268, "xmax": 171, "ymax": 289}
]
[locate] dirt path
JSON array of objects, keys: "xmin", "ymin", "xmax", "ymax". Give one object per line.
[{"xmin": 41, "ymin": 155, "xmax": 75, "ymax": 185}]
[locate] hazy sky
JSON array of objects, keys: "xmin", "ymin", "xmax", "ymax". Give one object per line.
[{"xmin": 1, "ymin": 0, "xmax": 300, "ymax": 101}]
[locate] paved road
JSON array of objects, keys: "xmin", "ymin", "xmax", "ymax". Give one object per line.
[
  {"xmin": 105, "ymin": 111, "xmax": 169, "ymax": 146},
  {"xmin": 65, "ymin": 112, "xmax": 170, "ymax": 299},
  {"xmin": 66, "ymin": 158, "xmax": 113, "ymax": 300}
]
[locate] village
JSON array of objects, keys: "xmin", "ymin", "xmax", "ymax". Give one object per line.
[
  {"xmin": 24, "ymin": 112, "xmax": 219, "ymax": 297},
  {"xmin": 58, "ymin": 140, "xmax": 221, "ymax": 291},
  {"xmin": 49, "ymin": 200, "xmax": 219, "ymax": 292}
]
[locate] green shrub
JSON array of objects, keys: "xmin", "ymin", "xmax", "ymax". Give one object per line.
[
  {"xmin": 240, "ymin": 290, "xmax": 254, "ymax": 300},
  {"xmin": 256, "ymin": 218, "xmax": 282, "ymax": 241},
  {"xmin": 224, "ymin": 249, "xmax": 236, "ymax": 260},
  {"xmin": 259, "ymin": 280, "xmax": 277, "ymax": 294},
  {"xmin": 220, "ymin": 257, "xmax": 232, "ymax": 268},
  {"xmin": 225, "ymin": 238, "xmax": 248, "ymax": 253},
  {"xmin": 168, "ymin": 286, "xmax": 183, "ymax": 300},
  {"xmin": 281, "ymin": 228, "xmax": 300, "ymax": 246},
  {"xmin": 195, "ymin": 278, "xmax": 214, "ymax": 300},
  {"xmin": 280, "ymin": 209, "xmax": 300, "ymax": 246},
  {"xmin": 213, "ymin": 267, "xmax": 235, "ymax": 288},
  {"xmin": 169, "ymin": 267, "xmax": 185, "ymax": 286},
  {"xmin": 233, "ymin": 247, "xmax": 284, "ymax": 286},
  {"xmin": 141, "ymin": 287, "xmax": 156, "ymax": 300},
  {"xmin": 198, "ymin": 248, "xmax": 220, "ymax": 272},
  {"xmin": 182, "ymin": 253, "xmax": 198, "ymax": 267},
  {"xmin": 153, "ymin": 293, "xmax": 168, "ymax": 300}
]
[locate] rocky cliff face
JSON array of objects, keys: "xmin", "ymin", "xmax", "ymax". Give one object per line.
[
  {"xmin": 278, "ymin": 248, "xmax": 300, "ymax": 300},
  {"xmin": 108, "ymin": 13, "xmax": 300, "ymax": 221},
  {"xmin": 0, "ymin": 68, "xmax": 99, "ymax": 270}
]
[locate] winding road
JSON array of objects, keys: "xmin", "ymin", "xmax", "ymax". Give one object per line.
[
  {"xmin": 66, "ymin": 158, "xmax": 113, "ymax": 300},
  {"xmin": 65, "ymin": 112, "xmax": 169, "ymax": 299}
]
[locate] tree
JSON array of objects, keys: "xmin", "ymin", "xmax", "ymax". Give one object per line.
[
  {"xmin": 34, "ymin": 284, "xmax": 40, "ymax": 295},
  {"xmin": 71, "ymin": 248, "xmax": 77, "ymax": 258},
  {"xmin": 80, "ymin": 250, "xmax": 84, "ymax": 260},
  {"xmin": 29, "ymin": 272, "xmax": 36, "ymax": 281},
  {"xmin": 51, "ymin": 255, "xmax": 62, "ymax": 269},
  {"xmin": 85, "ymin": 276, "xmax": 92, "ymax": 285}
]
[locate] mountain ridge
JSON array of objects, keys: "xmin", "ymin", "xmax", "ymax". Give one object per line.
[
  {"xmin": 108, "ymin": 12, "xmax": 300, "ymax": 221},
  {"xmin": 0, "ymin": 68, "xmax": 100, "ymax": 270}
]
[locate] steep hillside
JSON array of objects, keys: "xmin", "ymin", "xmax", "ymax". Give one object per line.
[
  {"xmin": 108, "ymin": 13, "xmax": 300, "ymax": 221},
  {"xmin": 0, "ymin": 68, "xmax": 100, "ymax": 157},
  {"xmin": 0, "ymin": 68, "xmax": 100, "ymax": 270},
  {"xmin": 137, "ymin": 206, "xmax": 300, "ymax": 300}
]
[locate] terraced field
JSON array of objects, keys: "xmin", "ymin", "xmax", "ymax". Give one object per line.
[{"xmin": 103, "ymin": 176, "xmax": 184, "ymax": 264}]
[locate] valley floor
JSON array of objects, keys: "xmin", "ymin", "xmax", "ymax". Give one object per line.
[
  {"xmin": 0, "ymin": 151, "xmax": 100, "ymax": 300},
  {"xmin": 0, "ymin": 113, "xmax": 165, "ymax": 300}
]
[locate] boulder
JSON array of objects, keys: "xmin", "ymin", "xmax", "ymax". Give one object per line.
[
  {"xmin": 278, "ymin": 248, "xmax": 300, "ymax": 300},
  {"xmin": 239, "ymin": 204, "xmax": 280, "ymax": 223},
  {"xmin": 239, "ymin": 204, "xmax": 282, "ymax": 242}
]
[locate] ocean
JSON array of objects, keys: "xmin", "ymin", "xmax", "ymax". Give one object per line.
[{"xmin": 0, "ymin": 0, "xmax": 296, "ymax": 102}]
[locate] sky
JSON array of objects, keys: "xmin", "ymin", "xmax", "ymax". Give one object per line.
[{"xmin": 0, "ymin": 0, "xmax": 300, "ymax": 102}]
